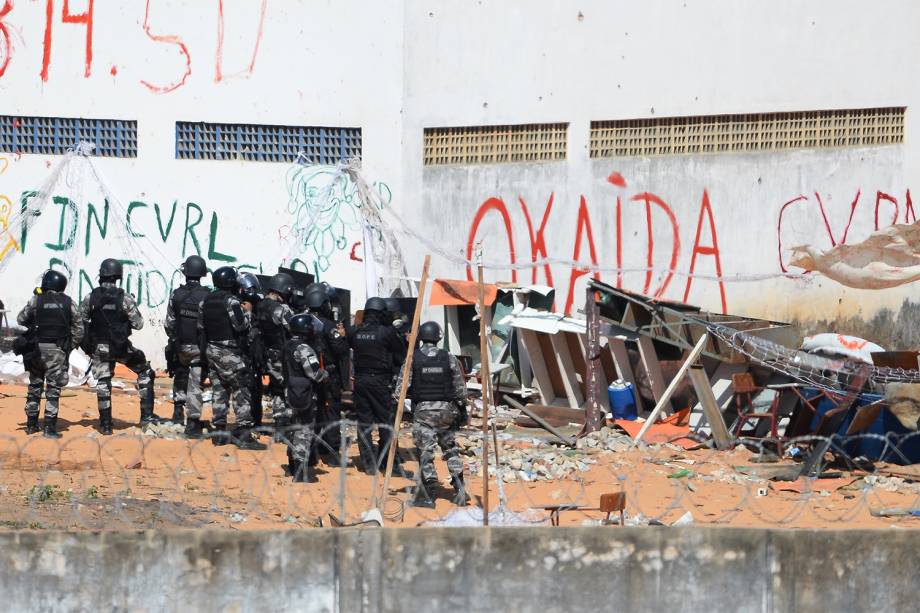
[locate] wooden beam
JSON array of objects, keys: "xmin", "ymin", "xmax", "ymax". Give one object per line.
[
  {"xmin": 550, "ymin": 333, "xmax": 585, "ymax": 409},
  {"xmin": 477, "ymin": 249, "xmax": 491, "ymax": 526},
  {"xmin": 688, "ymin": 364, "xmax": 732, "ymax": 450},
  {"xmin": 637, "ymin": 335, "xmax": 669, "ymax": 411},
  {"xmin": 378, "ymin": 255, "xmax": 431, "ymax": 511},
  {"xmin": 632, "ymin": 333, "xmax": 709, "ymax": 446},
  {"xmin": 520, "ymin": 328, "xmax": 555, "ymax": 405}
]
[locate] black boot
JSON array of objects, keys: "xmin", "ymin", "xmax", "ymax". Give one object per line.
[
  {"xmin": 211, "ymin": 421, "xmax": 229, "ymax": 446},
  {"xmin": 291, "ymin": 457, "xmax": 317, "ymax": 483},
  {"xmin": 233, "ymin": 428, "xmax": 267, "ymax": 451},
  {"xmin": 171, "ymin": 403, "xmax": 185, "ymax": 425},
  {"xmin": 140, "ymin": 404, "xmax": 160, "ymax": 426},
  {"xmin": 25, "ymin": 414, "xmax": 40, "ymax": 435},
  {"xmin": 99, "ymin": 409, "xmax": 113, "ymax": 435},
  {"xmin": 409, "ymin": 480, "xmax": 437, "ymax": 508},
  {"xmin": 42, "ymin": 415, "xmax": 61, "ymax": 439},
  {"xmin": 184, "ymin": 417, "xmax": 203, "ymax": 439},
  {"xmin": 451, "ymin": 474, "xmax": 470, "ymax": 506},
  {"xmin": 273, "ymin": 415, "xmax": 290, "ymax": 443}
]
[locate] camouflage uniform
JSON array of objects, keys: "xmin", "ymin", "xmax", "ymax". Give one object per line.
[
  {"xmin": 256, "ymin": 297, "xmax": 293, "ymax": 421},
  {"xmin": 199, "ymin": 293, "xmax": 253, "ymax": 427},
  {"xmin": 78, "ymin": 282, "xmax": 153, "ymax": 416},
  {"xmin": 164, "ymin": 283, "xmax": 209, "ymax": 420},
  {"xmin": 283, "ymin": 340, "xmax": 328, "ymax": 465},
  {"xmin": 17, "ymin": 292, "xmax": 82, "ymax": 419},
  {"xmin": 395, "ymin": 342, "xmax": 467, "ymax": 483}
]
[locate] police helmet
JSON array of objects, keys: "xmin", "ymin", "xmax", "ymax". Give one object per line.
[
  {"xmin": 212, "ymin": 266, "xmax": 239, "ymax": 290},
  {"xmin": 266, "ymin": 272, "xmax": 294, "ymax": 300},
  {"xmin": 305, "ymin": 284, "xmax": 330, "ymax": 310},
  {"xmin": 364, "ymin": 297, "xmax": 387, "ymax": 313},
  {"xmin": 289, "ymin": 313, "xmax": 322, "ymax": 338},
  {"xmin": 238, "ymin": 273, "xmax": 262, "ymax": 301},
  {"xmin": 41, "ymin": 270, "xmax": 68, "ymax": 292},
  {"xmin": 99, "ymin": 258, "xmax": 123, "ymax": 280},
  {"xmin": 418, "ymin": 321, "xmax": 442, "ymax": 343},
  {"xmin": 384, "ymin": 297, "xmax": 402, "ymax": 314},
  {"xmin": 181, "ymin": 255, "xmax": 207, "ymax": 279}
]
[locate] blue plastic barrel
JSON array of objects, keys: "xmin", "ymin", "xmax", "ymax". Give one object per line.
[{"xmin": 608, "ymin": 381, "xmax": 637, "ymax": 420}]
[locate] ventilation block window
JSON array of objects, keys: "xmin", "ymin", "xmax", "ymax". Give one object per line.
[
  {"xmin": 590, "ymin": 107, "xmax": 905, "ymax": 158},
  {"xmin": 0, "ymin": 116, "xmax": 137, "ymax": 158},
  {"xmin": 424, "ymin": 123, "xmax": 568, "ymax": 166},
  {"xmin": 175, "ymin": 122, "xmax": 362, "ymax": 164}
]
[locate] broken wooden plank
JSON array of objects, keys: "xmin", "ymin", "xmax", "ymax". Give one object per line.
[
  {"xmin": 520, "ymin": 328, "xmax": 555, "ymax": 406},
  {"xmin": 633, "ymin": 333, "xmax": 709, "ymax": 446},
  {"xmin": 688, "ymin": 364, "xmax": 732, "ymax": 450}
]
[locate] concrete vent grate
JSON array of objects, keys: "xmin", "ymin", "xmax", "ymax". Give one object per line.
[
  {"xmin": 590, "ymin": 107, "xmax": 905, "ymax": 158},
  {"xmin": 0, "ymin": 116, "xmax": 137, "ymax": 158},
  {"xmin": 424, "ymin": 123, "xmax": 568, "ymax": 166}
]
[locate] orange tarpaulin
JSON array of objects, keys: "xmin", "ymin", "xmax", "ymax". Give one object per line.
[
  {"xmin": 614, "ymin": 408, "xmax": 697, "ymax": 449},
  {"xmin": 428, "ymin": 278, "xmax": 499, "ymax": 307}
]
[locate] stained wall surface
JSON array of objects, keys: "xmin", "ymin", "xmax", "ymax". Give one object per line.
[{"xmin": 1, "ymin": 1, "xmax": 918, "ymax": 358}]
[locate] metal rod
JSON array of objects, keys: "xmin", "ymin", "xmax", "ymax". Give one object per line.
[
  {"xmin": 584, "ymin": 286, "xmax": 603, "ymax": 433},
  {"xmin": 477, "ymin": 244, "xmax": 491, "ymax": 526},
  {"xmin": 504, "ymin": 396, "xmax": 577, "ymax": 447},
  {"xmin": 377, "ymin": 255, "xmax": 431, "ymax": 511}
]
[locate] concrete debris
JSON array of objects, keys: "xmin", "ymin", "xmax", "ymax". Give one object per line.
[{"xmin": 139, "ymin": 421, "xmax": 186, "ymax": 439}]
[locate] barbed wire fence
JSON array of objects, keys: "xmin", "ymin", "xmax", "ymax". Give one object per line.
[{"xmin": 0, "ymin": 416, "xmax": 917, "ymax": 531}]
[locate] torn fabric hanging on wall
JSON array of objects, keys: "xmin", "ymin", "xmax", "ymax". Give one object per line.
[{"xmin": 789, "ymin": 222, "xmax": 920, "ymax": 289}]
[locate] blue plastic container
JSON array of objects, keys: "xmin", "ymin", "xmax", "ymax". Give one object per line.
[{"xmin": 608, "ymin": 382, "xmax": 637, "ymax": 420}]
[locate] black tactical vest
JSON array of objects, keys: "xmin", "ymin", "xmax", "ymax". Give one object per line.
[
  {"xmin": 256, "ymin": 299, "xmax": 286, "ymax": 350},
  {"xmin": 202, "ymin": 290, "xmax": 235, "ymax": 342},
  {"xmin": 411, "ymin": 348, "xmax": 454, "ymax": 403},
  {"xmin": 282, "ymin": 338, "xmax": 315, "ymax": 409},
  {"xmin": 352, "ymin": 323, "xmax": 391, "ymax": 375},
  {"xmin": 88, "ymin": 286, "xmax": 130, "ymax": 344},
  {"xmin": 36, "ymin": 292, "xmax": 72, "ymax": 345},
  {"xmin": 171, "ymin": 284, "xmax": 210, "ymax": 344}
]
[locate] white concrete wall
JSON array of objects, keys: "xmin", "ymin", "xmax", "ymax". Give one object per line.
[{"xmin": 0, "ymin": 0, "xmax": 918, "ymax": 361}]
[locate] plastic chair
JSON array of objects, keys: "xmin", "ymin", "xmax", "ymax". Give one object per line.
[{"xmin": 732, "ymin": 373, "xmax": 780, "ymax": 438}]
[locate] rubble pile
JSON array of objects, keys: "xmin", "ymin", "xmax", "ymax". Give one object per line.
[{"xmin": 455, "ymin": 424, "xmax": 634, "ymax": 482}]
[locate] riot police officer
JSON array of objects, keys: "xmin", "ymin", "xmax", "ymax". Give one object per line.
[
  {"xmin": 282, "ymin": 313, "xmax": 329, "ymax": 483},
  {"xmin": 164, "ymin": 255, "xmax": 210, "ymax": 434},
  {"xmin": 397, "ymin": 322, "xmax": 470, "ymax": 508},
  {"xmin": 79, "ymin": 259, "xmax": 159, "ymax": 434},
  {"xmin": 238, "ymin": 273, "xmax": 265, "ymax": 428},
  {"xmin": 198, "ymin": 266, "xmax": 266, "ymax": 450},
  {"xmin": 303, "ymin": 283, "xmax": 349, "ymax": 466},
  {"xmin": 348, "ymin": 297, "xmax": 410, "ymax": 475},
  {"xmin": 255, "ymin": 272, "xmax": 295, "ymax": 440},
  {"xmin": 16, "ymin": 270, "xmax": 82, "ymax": 438}
]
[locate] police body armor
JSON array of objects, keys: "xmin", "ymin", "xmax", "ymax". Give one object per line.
[
  {"xmin": 171, "ymin": 284, "xmax": 210, "ymax": 345},
  {"xmin": 36, "ymin": 292, "xmax": 72, "ymax": 347},
  {"xmin": 352, "ymin": 323, "xmax": 392, "ymax": 376},
  {"xmin": 255, "ymin": 300, "xmax": 286, "ymax": 352},
  {"xmin": 88, "ymin": 287, "xmax": 131, "ymax": 352},
  {"xmin": 282, "ymin": 339, "xmax": 315, "ymax": 409},
  {"xmin": 411, "ymin": 349, "xmax": 454, "ymax": 403},
  {"xmin": 201, "ymin": 290, "xmax": 236, "ymax": 342}
]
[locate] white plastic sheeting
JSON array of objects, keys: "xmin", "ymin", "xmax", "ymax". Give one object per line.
[
  {"xmin": 800, "ymin": 333, "xmax": 884, "ymax": 364},
  {"xmin": 789, "ymin": 222, "xmax": 920, "ymax": 289},
  {"xmin": 0, "ymin": 349, "xmax": 97, "ymax": 386}
]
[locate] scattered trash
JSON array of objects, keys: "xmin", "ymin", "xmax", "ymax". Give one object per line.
[{"xmin": 671, "ymin": 511, "xmax": 694, "ymax": 526}]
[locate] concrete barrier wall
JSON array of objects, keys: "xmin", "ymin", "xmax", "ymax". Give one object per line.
[{"xmin": 0, "ymin": 527, "xmax": 915, "ymax": 612}]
